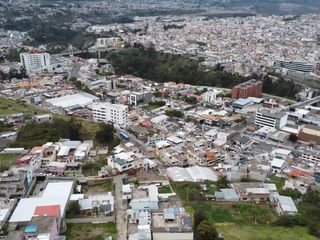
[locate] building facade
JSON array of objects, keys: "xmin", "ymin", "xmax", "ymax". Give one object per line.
[
  {"xmin": 20, "ymin": 51, "xmax": 50, "ymax": 73},
  {"xmin": 232, "ymin": 80, "xmax": 262, "ymax": 99},
  {"xmin": 92, "ymin": 102, "xmax": 128, "ymax": 126},
  {"xmin": 255, "ymin": 109, "xmax": 288, "ymax": 129}
]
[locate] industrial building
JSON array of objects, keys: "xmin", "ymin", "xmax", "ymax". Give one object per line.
[{"xmin": 255, "ymin": 108, "xmax": 288, "ymax": 129}]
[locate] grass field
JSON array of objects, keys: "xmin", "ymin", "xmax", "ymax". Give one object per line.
[
  {"xmin": 82, "ymin": 181, "xmax": 114, "ymax": 194},
  {"xmin": 66, "ymin": 223, "xmax": 117, "ymax": 240},
  {"xmin": 0, "ymin": 153, "xmax": 19, "ymax": 171},
  {"xmin": 217, "ymin": 225, "xmax": 316, "ymax": 240},
  {"xmin": 0, "ymin": 97, "xmax": 45, "ymax": 116}
]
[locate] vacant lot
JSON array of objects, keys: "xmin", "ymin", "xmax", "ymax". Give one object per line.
[
  {"xmin": 66, "ymin": 223, "xmax": 117, "ymax": 240},
  {"xmin": 217, "ymin": 225, "xmax": 316, "ymax": 240},
  {"xmin": 0, "ymin": 97, "xmax": 44, "ymax": 116},
  {"xmin": 0, "ymin": 153, "xmax": 19, "ymax": 171},
  {"xmin": 82, "ymin": 181, "xmax": 114, "ymax": 194}
]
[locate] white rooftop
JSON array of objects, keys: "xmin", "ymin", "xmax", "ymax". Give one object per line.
[
  {"xmin": 271, "ymin": 158, "xmax": 285, "ymax": 169},
  {"xmin": 9, "ymin": 181, "xmax": 73, "ymax": 223},
  {"xmin": 166, "ymin": 166, "xmax": 218, "ymax": 182},
  {"xmin": 46, "ymin": 92, "xmax": 98, "ymax": 109}
]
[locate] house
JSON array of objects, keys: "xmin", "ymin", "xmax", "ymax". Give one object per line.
[
  {"xmin": 270, "ymin": 158, "xmax": 285, "ymax": 173},
  {"xmin": 23, "ymin": 216, "xmax": 58, "ymax": 240},
  {"xmin": 215, "ymin": 189, "xmax": 239, "ymax": 202},
  {"xmin": 152, "ymin": 210, "xmax": 193, "ymax": 240},
  {"xmin": 275, "ymin": 195, "xmax": 298, "ymax": 216},
  {"xmin": 79, "ymin": 193, "xmax": 114, "ymax": 215},
  {"xmin": 230, "ymin": 134, "xmax": 252, "ymax": 150},
  {"xmin": 232, "ymin": 182, "xmax": 270, "ymax": 202},
  {"xmin": 32, "ymin": 114, "xmax": 53, "ymax": 123},
  {"xmin": 129, "ymin": 185, "xmax": 159, "ymax": 211}
]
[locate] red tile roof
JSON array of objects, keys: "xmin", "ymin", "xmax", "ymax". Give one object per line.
[{"xmin": 34, "ymin": 205, "xmax": 60, "ymax": 217}]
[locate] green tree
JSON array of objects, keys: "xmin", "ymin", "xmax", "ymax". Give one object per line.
[
  {"xmin": 216, "ymin": 176, "xmax": 229, "ymax": 189},
  {"xmin": 95, "ymin": 123, "xmax": 115, "ymax": 144},
  {"xmin": 194, "ymin": 220, "xmax": 218, "ymax": 240},
  {"xmin": 66, "ymin": 200, "xmax": 80, "ymax": 216}
]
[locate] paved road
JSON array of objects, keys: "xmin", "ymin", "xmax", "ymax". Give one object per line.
[
  {"xmin": 66, "ymin": 216, "xmax": 115, "ymax": 224},
  {"xmin": 114, "ymin": 126, "xmax": 150, "ymax": 154},
  {"xmin": 114, "ymin": 175, "xmax": 127, "ymax": 240}
]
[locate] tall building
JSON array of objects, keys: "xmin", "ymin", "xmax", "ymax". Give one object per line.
[
  {"xmin": 20, "ymin": 51, "xmax": 50, "ymax": 73},
  {"xmin": 232, "ymin": 80, "xmax": 262, "ymax": 99},
  {"xmin": 92, "ymin": 102, "xmax": 128, "ymax": 126},
  {"xmin": 255, "ymin": 108, "xmax": 288, "ymax": 129}
]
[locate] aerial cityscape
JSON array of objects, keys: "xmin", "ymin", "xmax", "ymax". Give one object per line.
[{"xmin": 0, "ymin": 0, "xmax": 320, "ymax": 240}]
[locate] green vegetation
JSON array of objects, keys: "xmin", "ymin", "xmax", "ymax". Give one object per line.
[
  {"xmin": 269, "ymin": 176, "xmax": 285, "ymax": 190},
  {"xmin": 105, "ymin": 47, "xmax": 300, "ymax": 99},
  {"xmin": 69, "ymin": 77, "xmax": 96, "ymax": 95},
  {"xmin": 82, "ymin": 155, "xmax": 110, "ymax": 177},
  {"xmin": 217, "ymin": 225, "xmax": 316, "ymax": 240},
  {"xmin": 262, "ymin": 75, "xmax": 300, "ymax": 99},
  {"xmin": 158, "ymin": 185, "xmax": 172, "ymax": 194},
  {"xmin": 12, "ymin": 118, "xmax": 81, "ymax": 148},
  {"xmin": 0, "ymin": 97, "xmax": 44, "ymax": 116},
  {"xmin": 66, "ymin": 223, "xmax": 117, "ymax": 240},
  {"xmin": 82, "ymin": 180, "xmax": 114, "ymax": 194},
  {"xmin": 165, "ymin": 109, "xmax": 184, "ymax": 118},
  {"xmin": 11, "ymin": 117, "xmax": 116, "ymax": 148},
  {"xmin": 171, "ymin": 181, "xmax": 317, "ymax": 239},
  {"xmin": 0, "ymin": 154, "xmax": 19, "ymax": 172},
  {"xmin": 66, "ymin": 201, "xmax": 81, "ymax": 219},
  {"xmin": 143, "ymin": 101, "xmax": 166, "ymax": 111},
  {"xmin": 273, "ymin": 189, "xmax": 320, "ymax": 237},
  {"xmin": 105, "ymin": 47, "xmax": 246, "ymax": 88}
]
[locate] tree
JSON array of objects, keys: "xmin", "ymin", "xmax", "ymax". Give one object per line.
[
  {"xmin": 288, "ymin": 134, "xmax": 298, "ymax": 143},
  {"xmin": 153, "ymin": 89, "xmax": 162, "ymax": 98},
  {"xmin": 194, "ymin": 211, "xmax": 208, "ymax": 234},
  {"xmin": 95, "ymin": 123, "xmax": 115, "ymax": 144},
  {"xmin": 67, "ymin": 200, "xmax": 80, "ymax": 216},
  {"xmin": 216, "ymin": 176, "xmax": 229, "ymax": 189},
  {"xmin": 165, "ymin": 109, "xmax": 184, "ymax": 118},
  {"xmin": 194, "ymin": 220, "xmax": 218, "ymax": 240}
]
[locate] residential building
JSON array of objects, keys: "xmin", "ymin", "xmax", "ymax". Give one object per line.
[
  {"xmin": 301, "ymin": 150, "xmax": 320, "ymax": 165},
  {"xmin": 231, "ymin": 80, "xmax": 262, "ymax": 99},
  {"xmin": 202, "ymin": 89, "xmax": 222, "ymax": 103},
  {"xmin": 129, "ymin": 91, "xmax": 152, "ymax": 106},
  {"xmin": 20, "ymin": 51, "xmax": 50, "ymax": 73},
  {"xmin": 275, "ymin": 195, "xmax": 298, "ymax": 216},
  {"xmin": 92, "ymin": 102, "xmax": 128, "ymax": 126}
]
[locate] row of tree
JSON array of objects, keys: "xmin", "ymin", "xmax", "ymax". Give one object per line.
[{"xmin": 105, "ymin": 46, "xmax": 300, "ymax": 99}]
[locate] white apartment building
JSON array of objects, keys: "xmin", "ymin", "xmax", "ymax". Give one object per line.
[
  {"xmin": 202, "ymin": 89, "xmax": 222, "ymax": 103},
  {"xmin": 92, "ymin": 102, "xmax": 128, "ymax": 126},
  {"xmin": 255, "ymin": 109, "xmax": 288, "ymax": 129},
  {"xmin": 20, "ymin": 51, "xmax": 50, "ymax": 73}
]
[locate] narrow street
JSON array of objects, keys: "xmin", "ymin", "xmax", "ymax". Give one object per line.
[{"xmin": 114, "ymin": 175, "xmax": 127, "ymax": 240}]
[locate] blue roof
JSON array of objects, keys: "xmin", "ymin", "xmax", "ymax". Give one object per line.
[
  {"xmin": 24, "ymin": 224, "xmax": 38, "ymax": 233},
  {"xmin": 233, "ymin": 98, "xmax": 253, "ymax": 106}
]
